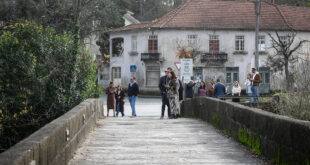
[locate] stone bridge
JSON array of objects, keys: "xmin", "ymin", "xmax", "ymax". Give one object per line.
[{"xmin": 0, "ymin": 97, "xmax": 309, "ymax": 165}]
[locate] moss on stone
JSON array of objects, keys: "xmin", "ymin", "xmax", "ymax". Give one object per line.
[
  {"xmin": 212, "ymin": 113, "xmax": 219, "ymax": 128},
  {"xmin": 238, "ymin": 127, "xmax": 261, "ymax": 156},
  {"xmin": 223, "ymin": 129, "xmax": 232, "ymax": 137}
]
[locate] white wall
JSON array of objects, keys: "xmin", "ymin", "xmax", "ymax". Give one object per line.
[{"xmin": 109, "ymin": 29, "xmax": 310, "ymax": 91}]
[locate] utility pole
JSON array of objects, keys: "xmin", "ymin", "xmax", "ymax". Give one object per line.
[{"xmin": 255, "ymin": 0, "xmax": 261, "ymax": 71}]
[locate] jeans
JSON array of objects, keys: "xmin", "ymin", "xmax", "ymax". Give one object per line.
[
  {"xmin": 247, "ymin": 93, "xmax": 253, "ymax": 102},
  {"xmin": 251, "ymin": 86, "xmax": 259, "ymax": 102},
  {"xmin": 116, "ymin": 102, "xmax": 124, "ymax": 117},
  {"xmin": 128, "ymin": 96, "xmax": 137, "ymax": 116},
  {"xmin": 161, "ymin": 93, "xmax": 171, "ymax": 117}
]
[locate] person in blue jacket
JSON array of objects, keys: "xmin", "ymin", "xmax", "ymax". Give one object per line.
[
  {"xmin": 214, "ymin": 78, "xmax": 226, "ymax": 99},
  {"xmin": 185, "ymin": 80, "xmax": 196, "ymax": 99}
]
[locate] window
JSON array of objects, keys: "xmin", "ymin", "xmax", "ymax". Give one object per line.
[
  {"xmin": 264, "ymin": 72, "xmax": 270, "ymax": 83},
  {"xmin": 209, "ymin": 35, "xmax": 219, "ymax": 54},
  {"xmin": 279, "ymin": 35, "xmax": 289, "ymax": 46},
  {"xmin": 112, "ymin": 67, "xmax": 121, "ymax": 81},
  {"xmin": 131, "ymin": 35, "xmax": 137, "ymax": 52},
  {"xmin": 112, "ymin": 38, "xmax": 124, "ymax": 57},
  {"xmin": 193, "ymin": 68, "xmax": 203, "ymax": 82},
  {"xmin": 188, "ymin": 34, "xmax": 197, "ymax": 47},
  {"xmin": 146, "ymin": 65, "xmax": 160, "ymax": 87},
  {"xmin": 226, "ymin": 67, "xmax": 239, "ymax": 84},
  {"xmin": 258, "ymin": 35, "xmax": 266, "ymax": 51},
  {"xmin": 148, "ymin": 35, "xmax": 158, "ymax": 53},
  {"xmin": 235, "ymin": 36, "xmax": 244, "ymax": 51}
]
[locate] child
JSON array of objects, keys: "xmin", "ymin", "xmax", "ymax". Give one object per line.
[{"xmin": 115, "ymin": 85, "xmax": 125, "ymax": 117}]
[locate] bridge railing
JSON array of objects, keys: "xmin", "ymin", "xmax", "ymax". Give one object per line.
[
  {"xmin": 0, "ymin": 99, "xmax": 104, "ymax": 165},
  {"xmin": 181, "ymin": 97, "xmax": 310, "ymax": 165}
]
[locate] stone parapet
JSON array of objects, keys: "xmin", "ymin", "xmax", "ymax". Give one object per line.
[
  {"xmin": 0, "ymin": 99, "xmax": 104, "ymax": 165},
  {"xmin": 181, "ymin": 97, "xmax": 310, "ymax": 165}
]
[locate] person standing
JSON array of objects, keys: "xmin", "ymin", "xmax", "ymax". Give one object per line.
[
  {"xmin": 214, "ymin": 79, "xmax": 226, "ymax": 99},
  {"xmin": 250, "ymin": 68, "xmax": 261, "ymax": 102},
  {"xmin": 232, "ymin": 81, "xmax": 241, "ymax": 102},
  {"xmin": 128, "ymin": 76, "xmax": 139, "ymax": 117},
  {"xmin": 245, "ymin": 73, "xmax": 253, "ymax": 102},
  {"xmin": 115, "ymin": 85, "xmax": 125, "ymax": 117},
  {"xmin": 106, "ymin": 82, "xmax": 116, "ymax": 117},
  {"xmin": 207, "ymin": 79, "xmax": 215, "ymax": 97},
  {"xmin": 167, "ymin": 71, "xmax": 180, "ymax": 119},
  {"xmin": 178, "ymin": 79, "xmax": 184, "ymax": 101},
  {"xmin": 198, "ymin": 81, "xmax": 207, "ymax": 97},
  {"xmin": 185, "ymin": 80, "xmax": 196, "ymax": 99},
  {"xmin": 159, "ymin": 68, "xmax": 172, "ymax": 119}
]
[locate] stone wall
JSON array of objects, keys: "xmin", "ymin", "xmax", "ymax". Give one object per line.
[
  {"xmin": 0, "ymin": 99, "xmax": 104, "ymax": 165},
  {"xmin": 181, "ymin": 97, "xmax": 310, "ymax": 165}
]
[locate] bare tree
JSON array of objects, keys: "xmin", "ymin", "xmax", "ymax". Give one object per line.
[{"xmin": 268, "ymin": 31, "xmax": 309, "ymax": 91}]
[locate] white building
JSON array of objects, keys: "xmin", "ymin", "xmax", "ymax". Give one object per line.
[{"xmin": 105, "ymin": 0, "xmax": 310, "ymax": 94}]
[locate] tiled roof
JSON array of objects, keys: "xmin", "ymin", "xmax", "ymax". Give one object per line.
[{"xmin": 112, "ymin": 0, "xmax": 310, "ymax": 32}]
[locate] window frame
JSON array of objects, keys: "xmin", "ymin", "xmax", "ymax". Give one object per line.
[
  {"xmin": 235, "ymin": 35, "xmax": 245, "ymax": 51},
  {"xmin": 258, "ymin": 35, "xmax": 266, "ymax": 51},
  {"xmin": 226, "ymin": 67, "xmax": 239, "ymax": 84},
  {"xmin": 131, "ymin": 35, "xmax": 137, "ymax": 52},
  {"xmin": 112, "ymin": 67, "xmax": 121, "ymax": 81},
  {"xmin": 148, "ymin": 35, "xmax": 158, "ymax": 53},
  {"xmin": 209, "ymin": 35, "xmax": 219, "ymax": 54},
  {"xmin": 187, "ymin": 34, "xmax": 198, "ymax": 47},
  {"xmin": 111, "ymin": 38, "xmax": 124, "ymax": 57},
  {"xmin": 146, "ymin": 65, "xmax": 160, "ymax": 87}
]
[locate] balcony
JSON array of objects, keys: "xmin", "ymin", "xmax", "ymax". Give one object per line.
[
  {"xmin": 201, "ymin": 52, "xmax": 228, "ymax": 62},
  {"xmin": 141, "ymin": 53, "xmax": 160, "ymax": 61}
]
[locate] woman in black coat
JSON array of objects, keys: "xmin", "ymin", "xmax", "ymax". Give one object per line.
[
  {"xmin": 115, "ymin": 85, "xmax": 125, "ymax": 117},
  {"xmin": 178, "ymin": 79, "xmax": 184, "ymax": 101}
]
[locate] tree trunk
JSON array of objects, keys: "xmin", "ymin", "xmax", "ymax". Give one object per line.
[{"xmin": 284, "ymin": 58, "xmax": 290, "ymax": 91}]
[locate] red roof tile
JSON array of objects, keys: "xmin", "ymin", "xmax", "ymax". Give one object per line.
[{"xmin": 112, "ymin": 0, "xmax": 310, "ymax": 32}]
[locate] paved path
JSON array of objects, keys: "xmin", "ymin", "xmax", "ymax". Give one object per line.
[{"xmin": 69, "ymin": 97, "xmax": 265, "ymax": 165}]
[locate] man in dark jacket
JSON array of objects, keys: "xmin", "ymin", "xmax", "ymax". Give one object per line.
[
  {"xmin": 128, "ymin": 76, "xmax": 139, "ymax": 117},
  {"xmin": 214, "ymin": 78, "xmax": 226, "ymax": 99},
  {"xmin": 185, "ymin": 80, "xmax": 196, "ymax": 98},
  {"xmin": 158, "ymin": 68, "xmax": 172, "ymax": 119}
]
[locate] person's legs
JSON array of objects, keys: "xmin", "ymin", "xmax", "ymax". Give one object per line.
[
  {"xmin": 161, "ymin": 94, "xmax": 166, "ymax": 118},
  {"xmin": 128, "ymin": 97, "xmax": 133, "ymax": 116},
  {"xmin": 247, "ymin": 93, "xmax": 253, "ymax": 102},
  {"xmin": 251, "ymin": 86, "xmax": 258, "ymax": 102},
  {"xmin": 132, "ymin": 96, "xmax": 137, "ymax": 116},
  {"xmin": 116, "ymin": 102, "xmax": 119, "ymax": 117},
  {"xmin": 167, "ymin": 97, "xmax": 171, "ymax": 117},
  {"xmin": 113, "ymin": 99, "xmax": 116, "ymax": 117}
]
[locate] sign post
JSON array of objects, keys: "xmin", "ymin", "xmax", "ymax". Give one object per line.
[
  {"xmin": 130, "ymin": 65, "xmax": 137, "ymax": 73},
  {"xmin": 180, "ymin": 59, "xmax": 193, "ymax": 83}
]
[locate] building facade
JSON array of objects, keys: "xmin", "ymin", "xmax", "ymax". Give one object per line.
[{"xmin": 104, "ymin": 0, "xmax": 310, "ymax": 94}]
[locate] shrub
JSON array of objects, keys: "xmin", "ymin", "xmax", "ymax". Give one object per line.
[{"xmin": 0, "ymin": 20, "xmax": 102, "ymax": 152}]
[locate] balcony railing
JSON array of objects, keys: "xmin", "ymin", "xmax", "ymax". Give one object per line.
[
  {"xmin": 201, "ymin": 52, "xmax": 228, "ymax": 62},
  {"xmin": 141, "ymin": 53, "xmax": 160, "ymax": 61}
]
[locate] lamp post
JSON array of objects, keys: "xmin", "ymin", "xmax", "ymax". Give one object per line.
[{"xmin": 255, "ymin": 0, "xmax": 261, "ymax": 71}]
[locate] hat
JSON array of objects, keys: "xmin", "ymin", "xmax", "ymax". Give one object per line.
[{"xmin": 252, "ymin": 68, "xmax": 257, "ymax": 70}]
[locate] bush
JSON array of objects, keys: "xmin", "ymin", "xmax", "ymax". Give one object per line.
[
  {"xmin": 0, "ymin": 20, "xmax": 102, "ymax": 152},
  {"xmin": 274, "ymin": 92, "xmax": 310, "ymax": 121}
]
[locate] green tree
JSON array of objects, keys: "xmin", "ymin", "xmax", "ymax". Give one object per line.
[{"xmin": 0, "ymin": 20, "xmax": 102, "ymax": 152}]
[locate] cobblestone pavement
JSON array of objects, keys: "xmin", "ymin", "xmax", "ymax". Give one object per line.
[{"xmin": 69, "ymin": 97, "xmax": 265, "ymax": 165}]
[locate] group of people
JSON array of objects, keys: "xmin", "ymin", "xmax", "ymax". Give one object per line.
[
  {"xmin": 159, "ymin": 67, "xmax": 183, "ymax": 119},
  {"xmin": 185, "ymin": 67, "xmax": 261, "ymax": 102},
  {"xmin": 105, "ymin": 67, "xmax": 261, "ymax": 118},
  {"xmin": 106, "ymin": 76, "xmax": 139, "ymax": 117}
]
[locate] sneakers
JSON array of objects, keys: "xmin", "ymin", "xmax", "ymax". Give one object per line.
[{"xmin": 160, "ymin": 116, "xmax": 164, "ymax": 119}]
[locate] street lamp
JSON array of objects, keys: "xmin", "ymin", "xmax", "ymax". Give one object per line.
[{"xmin": 255, "ymin": 0, "xmax": 261, "ymax": 71}]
